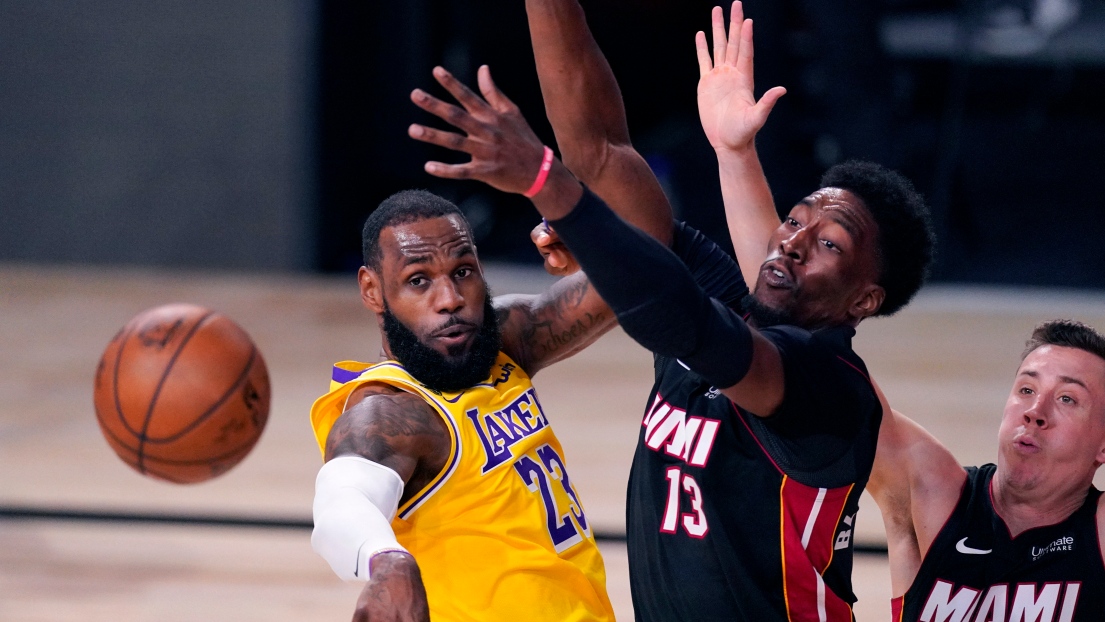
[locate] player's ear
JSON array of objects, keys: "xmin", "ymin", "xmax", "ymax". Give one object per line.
[
  {"xmin": 851, "ymin": 284, "xmax": 885, "ymax": 321},
  {"xmin": 1095, "ymin": 428, "xmax": 1105, "ymax": 466},
  {"xmin": 359, "ymin": 266, "xmax": 386, "ymax": 314}
]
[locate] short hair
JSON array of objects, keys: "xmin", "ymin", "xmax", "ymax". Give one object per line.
[
  {"xmin": 362, "ymin": 190, "xmax": 470, "ymax": 270},
  {"xmin": 820, "ymin": 161, "xmax": 935, "ymax": 317},
  {"xmin": 1022, "ymin": 320, "xmax": 1105, "ymax": 365}
]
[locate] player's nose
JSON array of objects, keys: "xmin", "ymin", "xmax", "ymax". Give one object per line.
[
  {"xmin": 433, "ymin": 279, "xmax": 465, "ymax": 314},
  {"xmin": 1021, "ymin": 397, "xmax": 1049, "ymax": 428},
  {"xmin": 779, "ymin": 228, "xmax": 810, "ymax": 261}
]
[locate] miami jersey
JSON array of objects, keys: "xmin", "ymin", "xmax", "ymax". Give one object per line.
[
  {"xmin": 626, "ymin": 222, "xmax": 882, "ymax": 621},
  {"xmin": 894, "ymin": 464, "xmax": 1105, "ymax": 622},
  {"xmin": 310, "ymin": 352, "xmax": 614, "ymax": 622}
]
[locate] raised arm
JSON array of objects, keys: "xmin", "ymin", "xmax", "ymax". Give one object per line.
[
  {"xmin": 866, "ymin": 382, "xmax": 966, "ymax": 597},
  {"xmin": 407, "ymin": 65, "xmax": 615, "ymax": 376},
  {"xmin": 408, "ymin": 65, "xmax": 784, "ymax": 414},
  {"xmin": 525, "ymin": 0, "xmax": 674, "ymax": 244},
  {"xmin": 696, "ymin": 2, "xmax": 786, "ymax": 287},
  {"xmin": 314, "ymin": 385, "xmax": 449, "ymax": 622}
]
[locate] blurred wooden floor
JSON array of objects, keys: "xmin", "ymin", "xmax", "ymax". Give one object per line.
[{"xmin": 2, "ymin": 262, "xmax": 1104, "ymax": 622}]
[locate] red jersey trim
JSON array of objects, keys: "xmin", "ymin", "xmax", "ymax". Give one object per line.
[{"xmin": 780, "ymin": 475, "xmax": 855, "ymax": 621}]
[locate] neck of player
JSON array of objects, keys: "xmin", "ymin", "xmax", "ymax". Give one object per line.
[{"xmin": 991, "ymin": 470, "xmax": 1093, "ymax": 538}]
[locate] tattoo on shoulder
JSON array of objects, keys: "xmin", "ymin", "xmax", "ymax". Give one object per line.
[
  {"xmin": 509, "ymin": 278, "xmax": 607, "ymax": 362},
  {"xmin": 325, "ymin": 391, "xmax": 447, "ymax": 464}
]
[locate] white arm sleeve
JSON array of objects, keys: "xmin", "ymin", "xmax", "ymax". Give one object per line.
[{"xmin": 311, "ymin": 455, "xmax": 409, "ymax": 582}]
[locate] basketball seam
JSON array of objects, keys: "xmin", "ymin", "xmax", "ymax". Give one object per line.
[
  {"xmin": 140, "ymin": 444, "xmax": 254, "ymax": 484},
  {"xmin": 108, "ymin": 323, "xmax": 143, "ymax": 438},
  {"xmin": 142, "ymin": 345, "xmax": 259, "ymax": 444},
  {"xmin": 134, "ymin": 311, "xmax": 216, "ymax": 473}
]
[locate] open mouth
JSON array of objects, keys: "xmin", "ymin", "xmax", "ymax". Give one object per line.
[{"xmin": 760, "ymin": 261, "xmax": 794, "ymax": 288}]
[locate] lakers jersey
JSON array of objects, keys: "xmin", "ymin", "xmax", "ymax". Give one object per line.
[{"xmin": 310, "ymin": 352, "xmax": 615, "ymax": 622}]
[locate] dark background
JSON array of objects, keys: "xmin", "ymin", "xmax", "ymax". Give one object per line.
[{"xmin": 4, "ymin": 1, "xmax": 1104, "ymax": 286}]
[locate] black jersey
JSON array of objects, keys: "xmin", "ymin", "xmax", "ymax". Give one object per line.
[
  {"xmin": 626, "ymin": 223, "xmax": 882, "ymax": 621},
  {"xmin": 896, "ymin": 464, "xmax": 1105, "ymax": 622}
]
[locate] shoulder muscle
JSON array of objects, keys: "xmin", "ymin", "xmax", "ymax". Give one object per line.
[{"xmin": 325, "ymin": 383, "xmax": 450, "ymax": 491}]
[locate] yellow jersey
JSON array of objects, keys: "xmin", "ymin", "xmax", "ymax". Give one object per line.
[{"xmin": 310, "ymin": 352, "xmax": 615, "ymax": 622}]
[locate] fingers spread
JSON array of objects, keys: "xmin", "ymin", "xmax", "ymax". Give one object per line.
[
  {"xmin": 736, "ymin": 18, "xmax": 756, "ymax": 93},
  {"xmin": 423, "ymin": 161, "xmax": 474, "ymax": 180},
  {"xmin": 408, "ymin": 124, "xmax": 479, "ymax": 155},
  {"xmin": 477, "ymin": 65, "xmax": 518, "ymax": 114},
  {"xmin": 696, "ymin": 31, "xmax": 712, "ymax": 77},
  {"xmin": 432, "ymin": 66, "xmax": 490, "ymax": 114},
  {"xmin": 410, "ymin": 88, "xmax": 484, "ymax": 137},
  {"xmin": 756, "ymin": 86, "xmax": 787, "ymax": 116},
  {"xmin": 711, "ymin": 6, "xmax": 727, "ymax": 67},
  {"xmin": 725, "ymin": 1, "xmax": 743, "ymax": 66}
]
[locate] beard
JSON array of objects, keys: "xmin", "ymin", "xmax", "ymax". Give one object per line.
[
  {"xmin": 742, "ymin": 292, "xmax": 796, "ymax": 328},
  {"xmin": 381, "ymin": 292, "xmax": 502, "ymax": 393}
]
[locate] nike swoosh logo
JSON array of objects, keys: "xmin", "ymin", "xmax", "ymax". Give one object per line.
[{"xmin": 956, "ymin": 537, "xmax": 992, "ymax": 555}]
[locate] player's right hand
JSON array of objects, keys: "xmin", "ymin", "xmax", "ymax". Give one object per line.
[
  {"xmin": 407, "ymin": 65, "xmax": 550, "ymax": 197},
  {"xmin": 530, "ymin": 221, "xmax": 580, "ymax": 277},
  {"xmin": 352, "ymin": 552, "xmax": 430, "ymax": 622},
  {"xmin": 696, "ymin": 2, "xmax": 785, "ymax": 154}
]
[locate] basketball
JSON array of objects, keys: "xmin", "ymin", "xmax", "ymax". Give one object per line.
[{"xmin": 92, "ymin": 303, "xmax": 271, "ymax": 484}]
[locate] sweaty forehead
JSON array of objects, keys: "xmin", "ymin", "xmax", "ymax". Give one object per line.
[
  {"xmin": 801, "ymin": 187, "xmax": 872, "ymax": 225},
  {"xmin": 380, "ymin": 214, "xmax": 475, "ymax": 263},
  {"xmin": 792, "ymin": 188, "xmax": 879, "ymax": 252}
]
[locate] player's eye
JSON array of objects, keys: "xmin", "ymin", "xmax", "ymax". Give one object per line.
[
  {"xmin": 1019, "ymin": 386, "xmax": 1033, "ymax": 395},
  {"xmin": 408, "ymin": 276, "xmax": 427, "ymax": 287},
  {"xmin": 455, "ymin": 267, "xmax": 472, "ymax": 279},
  {"xmin": 786, "ymin": 217, "xmax": 801, "ymax": 228},
  {"xmin": 821, "ymin": 239, "xmax": 840, "ymax": 252},
  {"xmin": 1059, "ymin": 395, "xmax": 1076, "ymax": 405}
]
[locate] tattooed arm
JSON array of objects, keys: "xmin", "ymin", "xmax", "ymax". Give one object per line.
[
  {"xmin": 323, "ymin": 383, "xmax": 451, "ymax": 622},
  {"xmin": 495, "ymin": 272, "xmax": 616, "ymax": 377}
]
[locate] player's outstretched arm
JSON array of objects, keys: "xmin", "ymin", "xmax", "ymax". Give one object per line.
[
  {"xmin": 525, "ymin": 0, "xmax": 674, "ymax": 245},
  {"xmin": 696, "ymin": 2, "xmax": 786, "ymax": 288},
  {"xmin": 409, "ymin": 65, "xmax": 785, "ymax": 414},
  {"xmin": 407, "ymin": 65, "xmax": 619, "ymax": 377},
  {"xmin": 314, "ymin": 385, "xmax": 448, "ymax": 622},
  {"xmin": 866, "ymin": 381, "xmax": 965, "ymax": 597}
]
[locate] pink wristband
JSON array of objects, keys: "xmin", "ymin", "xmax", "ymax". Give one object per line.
[{"xmin": 523, "ymin": 146, "xmax": 555, "ymax": 198}]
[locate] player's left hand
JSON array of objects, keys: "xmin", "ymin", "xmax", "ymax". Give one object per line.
[
  {"xmin": 696, "ymin": 2, "xmax": 786, "ymax": 154},
  {"xmin": 530, "ymin": 221, "xmax": 580, "ymax": 276},
  {"xmin": 409, "ymin": 65, "xmax": 549, "ymax": 196}
]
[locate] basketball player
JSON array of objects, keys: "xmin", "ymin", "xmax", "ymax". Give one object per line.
[
  {"xmin": 870, "ymin": 323, "xmax": 1105, "ymax": 620},
  {"xmin": 695, "ymin": 11, "xmax": 1105, "ymax": 620},
  {"xmin": 407, "ymin": 20, "xmax": 934, "ymax": 621},
  {"xmin": 308, "ymin": 187, "xmax": 647, "ymax": 621}
]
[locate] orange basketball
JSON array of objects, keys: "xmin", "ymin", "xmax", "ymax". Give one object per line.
[{"xmin": 93, "ymin": 303, "xmax": 271, "ymax": 484}]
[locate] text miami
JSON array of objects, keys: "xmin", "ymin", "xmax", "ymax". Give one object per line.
[
  {"xmin": 919, "ymin": 580, "xmax": 1082, "ymax": 622},
  {"xmin": 642, "ymin": 394, "xmax": 720, "ymax": 467}
]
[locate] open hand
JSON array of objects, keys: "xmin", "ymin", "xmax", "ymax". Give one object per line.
[
  {"xmin": 530, "ymin": 221, "xmax": 579, "ymax": 276},
  {"xmin": 696, "ymin": 2, "xmax": 786, "ymax": 154},
  {"xmin": 409, "ymin": 65, "xmax": 550, "ymax": 195}
]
